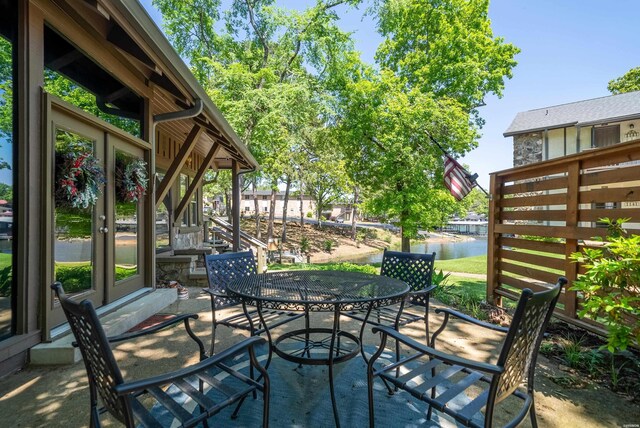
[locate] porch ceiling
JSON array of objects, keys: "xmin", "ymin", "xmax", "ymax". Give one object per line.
[
  {"xmin": 152, "ymin": 88, "xmax": 253, "ymax": 171},
  {"xmin": 52, "ymin": 0, "xmax": 258, "ymax": 172}
]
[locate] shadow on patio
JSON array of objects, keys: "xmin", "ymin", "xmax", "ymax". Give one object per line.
[{"xmin": 0, "ymin": 289, "xmax": 635, "ymax": 427}]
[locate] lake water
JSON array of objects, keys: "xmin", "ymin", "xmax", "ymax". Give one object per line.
[{"xmin": 341, "ymin": 237, "xmax": 488, "ymax": 264}]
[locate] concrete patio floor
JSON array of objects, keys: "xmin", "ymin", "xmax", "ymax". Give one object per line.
[{"xmin": 0, "ymin": 288, "xmax": 638, "ymax": 427}]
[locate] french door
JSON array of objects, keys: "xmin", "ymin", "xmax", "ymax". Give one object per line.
[{"xmin": 47, "ymin": 100, "xmax": 147, "ymax": 330}]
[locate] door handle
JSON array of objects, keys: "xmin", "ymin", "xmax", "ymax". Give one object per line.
[{"xmin": 99, "ymin": 227, "xmax": 109, "ymax": 233}]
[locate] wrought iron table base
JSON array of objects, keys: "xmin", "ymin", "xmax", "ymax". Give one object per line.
[
  {"xmin": 228, "ymin": 270, "xmax": 410, "ymax": 428},
  {"xmin": 259, "ymin": 305, "xmax": 359, "ymax": 427}
]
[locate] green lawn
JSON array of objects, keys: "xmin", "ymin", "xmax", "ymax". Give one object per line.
[
  {"xmin": 268, "ymin": 259, "xmax": 489, "ymax": 303},
  {"xmin": 434, "ymin": 255, "xmax": 487, "ymax": 275},
  {"xmin": 0, "ymin": 252, "xmax": 11, "ymax": 269},
  {"xmin": 443, "ymin": 275, "xmax": 486, "ymax": 300}
]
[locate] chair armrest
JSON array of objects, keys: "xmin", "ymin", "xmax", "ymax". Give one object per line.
[
  {"xmin": 430, "ymin": 307, "xmax": 508, "ymax": 348},
  {"xmin": 371, "ymin": 325, "xmax": 503, "ymax": 375},
  {"xmin": 408, "ymin": 284, "xmax": 437, "ymax": 298},
  {"xmin": 114, "ymin": 336, "xmax": 267, "ymax": 396},
  {"xmin": 106, "ymin": 314, "xmax": 199, "ymax": 343},
  {"xmin": 202, "ymin": 287, "xmax": 227, "ymax": 297},
  {"xmin": 434, "ymin": 308, "xmax": 509, "ymax": 333},
  {"xmin": 105, "ymin": 314, "xmax": 206, "ymax": 361}
]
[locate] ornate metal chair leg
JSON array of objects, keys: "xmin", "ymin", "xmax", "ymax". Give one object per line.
[
  {"xmin": 90, "ymin": 405, "xmax": 101, "ymax": 428},
  {"xmin": 529, "ymin": 395, "xmax": 538, "ymax": 427},
  {"xmin": 210, "ymin": 299, "xmax": 218, "ymax": 356}
]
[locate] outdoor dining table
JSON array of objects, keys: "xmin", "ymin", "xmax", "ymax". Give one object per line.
[{"xmin": 227, "ymin": 270, "xmax": 409, "ymax": 427}]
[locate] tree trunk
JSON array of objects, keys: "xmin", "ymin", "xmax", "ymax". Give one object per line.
[
  {"xmin": 401, "ymin": 230, "xmax": 411, "ymax": 252},
  {"xmin": 299, "ymin": 188, "xmax": 304, "ymax": 228},
  {"xmin": 281, "ymin": 175, "xmax": 291, "ymax": 243},
  {"xmin": 316, "ymin": 199, "xmax": 323, "ymax": 229},
  {"xmin": 225, "ymin": 190, "xmax": 231, "ymax": 223},
  {"xmin": 266, "ymin": 186, "xmax": 277, "ymax": 242},
  {"xmin": 252, "ymin": 179, "xmax": 261, "ymax": 238},
  {"xmin": 351, "ymin": 186, "xmax": 358, "ymax": 241}
]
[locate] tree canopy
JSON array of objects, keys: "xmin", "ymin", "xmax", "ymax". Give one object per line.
[
  {"xmin": 608, "ymin": 66, "xmax": 640, "ymax": 95},
  {"xmin": 153, "ymin": 0, "xmax": 519, "ymax": 248}
]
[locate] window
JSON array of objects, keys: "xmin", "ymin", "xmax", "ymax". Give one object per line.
[
  {"xmin": 178, "ymin": 173, "xmax": 199, "ymax": 227},
  {"xmin": 0, "ymin": 5, "xmax": 16, "ymax": 341},
  {"xmin": 156, "ymin": 169, "xmax": 171, "ymax": 252},
  {"xmin": 179, "ymin": 174, "xmax": 188, "ymax": 226},
  {"xmin": 245, "ymin": 206, "xmax": 250, "ymax": 212},
  {"xmin": 593, "ymin": 125, "xmax": 620, "ymax": 148},
  {"xmin": 189, "ymin": 190, "xmax": 198, "ymax": 227}
]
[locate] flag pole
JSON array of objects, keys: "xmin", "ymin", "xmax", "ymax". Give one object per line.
[{"xmin": 426, "ymin": 131, "xmax": 490, "ymax": 198}]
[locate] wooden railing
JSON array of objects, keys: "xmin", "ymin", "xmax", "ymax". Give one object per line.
[{"xmin": 487, "ymin": 139, "xmax": 640, "ymax": 334}]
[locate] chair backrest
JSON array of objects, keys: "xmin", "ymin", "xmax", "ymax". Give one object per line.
[
  {"xmin": 493, "ymin": 277, "xmax": 567, "ymax": 403},
  {"xmin": 380, "ymin": 250, "xmax": 436, "ymax": 305},
  {"xmin": 50, "ymin": 282, "xmax": 133, "ymax": 425},
  {"xmin": 205, "ymin": 250, "xmax": 257, "ymax": 308}
]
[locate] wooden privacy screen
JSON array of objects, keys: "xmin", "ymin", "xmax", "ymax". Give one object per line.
[{"xmin": 488, "ymin": 139, "xmax": 640, "ymax": 334}]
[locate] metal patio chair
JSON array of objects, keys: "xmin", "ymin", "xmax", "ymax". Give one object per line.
[
  {"xmin": 51, "ymin": 282, "xmax": 270, "ymax": 428},
  {"xmin": 203, "ymin": 250, "xmax": 304, "ymax": 355},
  {"xmin": 367, "ymin": 277, "xmax": 567, "ymax": 428},
  {"xmin": 342, "ymin": 250, "xmax": 437, "ymax": 340}
]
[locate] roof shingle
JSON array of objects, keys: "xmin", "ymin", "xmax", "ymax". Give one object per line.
[{"xmin": 504, "ymin": 91, "xmax": 640, "ymax": 136}]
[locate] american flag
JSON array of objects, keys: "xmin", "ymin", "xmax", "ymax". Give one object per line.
[{"xmin": 443, "ymin": 155, "xmax": 476, "ymax": 201}]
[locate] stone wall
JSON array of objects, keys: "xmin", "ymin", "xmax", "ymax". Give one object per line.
[
  {"xmin": 156, "ymin": 255, "xmax": 208, "ymax": 287},
  {"xmin": 513, "ymin": 132, "xmax": 543, "ymax": 167},
  {"xmin": 173, "ymin": 228, "xmax": 204, "ymax": 250}
]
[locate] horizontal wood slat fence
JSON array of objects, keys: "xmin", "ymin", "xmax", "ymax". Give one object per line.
[{"xmin": 488, "ymin": 139, "xmax": 640, "ymax": 335}]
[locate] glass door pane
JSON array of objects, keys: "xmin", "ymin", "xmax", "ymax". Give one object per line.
[
  {"xmin": 107, "ymin": 135, "xmax": 146, "ymax": 301},
  {"xmin": 53, "ymin": 129, "xmax": 101, "ymax": 300},
  {"xmin": 114, "ymin": 151, "xmax": 139, "ymax": 281},
  {"xmin": 0, "ymin": 31, "xmax": 14, "ymax": 341}
]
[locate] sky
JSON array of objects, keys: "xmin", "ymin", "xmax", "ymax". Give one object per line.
[{"xmin": 140, "ymin": 0, "xmax": 640, "ymax": 189}]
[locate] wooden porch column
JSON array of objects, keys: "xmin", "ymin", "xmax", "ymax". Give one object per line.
[
  {"xmin": 486, "ymin": 173, "xmax": 500, "ymax": 306},
  {"xmin": 155, "ymin": 124, "xmax": 202, "ymax": 206},
  {"xmin": 175, "ymin": 143, "xmax": 220, "ymax": 221},
  {"xmin": 563, "ymin": 160, "xmax": 580, "ymax": 319},
  {"xmin": 231, "ymin": 160, "xmax": 241, "ymax": 251}
]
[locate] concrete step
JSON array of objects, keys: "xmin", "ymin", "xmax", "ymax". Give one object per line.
[
  {"xmin": 29, "ymin": 288, "xmax": 177, "ymax": 365},
  {"xmin": 189, "ymin": 267, "xmax": 207, "ymax": 280}
]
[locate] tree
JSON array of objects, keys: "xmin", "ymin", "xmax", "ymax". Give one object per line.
[
  {"xmin": 302, "ymin": 155, "xmax": 348, "ymax": 229},
  {"xmin": 458, "ymin": 187, "xmax": 489, "ymax": 218},
  {"xmin": 608, "ymin": 66, "xmax": 640, "ymax": 95},
  {"xmin": 154, "ymin": 0, "xmax": 360, "ymax": 241},
  {"xmin": 336, "ymin": 0, "xmax": 518, "ymax": 251}
]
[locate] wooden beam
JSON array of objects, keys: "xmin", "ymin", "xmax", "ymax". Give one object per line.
[
  {"xmin": 47, "ymin": 49, "xmax": 83, "ymax": 71},
  {"xmin": 175, "ymin": 143, "xmax": 220, "ymax": 221},
  {"xmin": 155, "ymin": 124, "xmax": 202, "ymax": 206},
  {"xmin": 106, "ymin": 22, "xmax": 158, "ymax": 72}
]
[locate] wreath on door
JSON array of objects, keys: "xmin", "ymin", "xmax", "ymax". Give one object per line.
[
  {"xmin": 55, "ymin": 150, "xmax": 106, "ymax": 209},
  {"xmin": 115, "ymin": 156, "xmax": 148, "ymax": 203}
]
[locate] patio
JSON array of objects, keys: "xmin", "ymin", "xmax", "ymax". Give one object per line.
[{"xmin": 0, "ymin": 287, "xmax": 635, "ymax": 427}]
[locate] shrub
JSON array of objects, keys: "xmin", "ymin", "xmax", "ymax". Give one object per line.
[
  {"xmin": 300, "ymin": 236, "xmax": 310, "ymax": 254},
  {"xmin": 55, "ymin": 264, "xmax": 92, "ymax": 293},
  {"xmin": 570, "ymin": 218, "xmax": 640, "ymax": 352},
  {"xmin": 0, "ymin": 266, "xmax": 11, "ymax": 297},
  {"xmin": 322, "ymin": 239, "xmax": 334, "ymax": 253}
]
